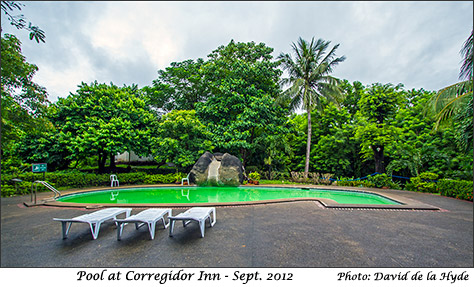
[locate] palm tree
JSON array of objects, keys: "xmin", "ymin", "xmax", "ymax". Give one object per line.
[
  {"xmin": 278, "ymin": 37, "xmax": 346, "ymax": 177},
  {"xmin": 430, "ymin": 30, "xmax": 473, "ymax": 130}
]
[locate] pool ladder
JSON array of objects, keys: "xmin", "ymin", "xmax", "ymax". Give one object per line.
[{"xmin": 31, "ymin": 181, "xmax": 61, "ymax": 204}]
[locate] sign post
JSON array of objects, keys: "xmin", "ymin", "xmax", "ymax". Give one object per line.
[{"xmin": 32, "ymin": 163, "xmax": 47, "ymax": 181}]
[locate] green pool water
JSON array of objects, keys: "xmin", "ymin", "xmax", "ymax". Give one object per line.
[{"xmin": 56, "ymin": 186, "xmax": 401, "ymax": 205}]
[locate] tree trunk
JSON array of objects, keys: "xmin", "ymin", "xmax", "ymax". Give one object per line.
[
  {"xmin": 304, "ymin": 110, "xmax": 312, "ymax": 178},
  {"xmin": 373, "ymin": 145, "xmax": 385, "ymax": 173},
  {"xmin": 240, "ymin": 148, "xmax": 247, "ymax": 167},
  {"xmin": 98, "ymin": 151, "xmax": 107, "ymax": 174},
  {"xmin": 109, "ymin": 152, "xmax": 116, "ymax": 169}
]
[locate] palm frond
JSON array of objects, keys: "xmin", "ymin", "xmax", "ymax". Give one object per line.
[
  {"xmin": 430, "ymin": 80, "xmax": 473, "ymax": 129},
  {"xmin": 459, "ymin": 30, "xmax": 473, "ymax": 81}
]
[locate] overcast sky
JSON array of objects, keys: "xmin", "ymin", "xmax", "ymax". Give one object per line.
[{"xmin": 2, "ymin": 1, "xmax": 473, "ymax": 103}]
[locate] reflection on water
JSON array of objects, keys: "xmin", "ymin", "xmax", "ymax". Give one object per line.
[
  {"xmin": 181, "ymin": 189, "xmax": 190, "ymax": 201},
  {"xmin": 110, "ymin": 190, "xmax": 119, "ymax": 201}
]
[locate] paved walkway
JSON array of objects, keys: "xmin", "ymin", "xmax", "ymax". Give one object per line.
[{"xmin": 1, "ymin": 188, "xmax": 472, "ymax": 267}]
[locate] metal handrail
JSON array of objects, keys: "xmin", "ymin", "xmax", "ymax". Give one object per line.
[{"xmin": 31, "ymin": 181, "xmax": 61, "ymax": 204}]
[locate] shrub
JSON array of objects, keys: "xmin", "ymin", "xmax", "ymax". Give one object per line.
[
  {"xmin": 249, "ymin": 172, "xmax": 261, "ymax": 181},
  {"xmin": 405, "ymin": 172, "xmax": 439, "ymax": 193},
  {"xmin": 1, "ymin": 171, "xmax": 186, "ymax": 197},
  {"xmin": 290, "ymin": 171, "xmax": 334, "ymax": 185},
  {"xmin": 144, "ymin": 173, "xmax": 186, "ymax": 184},
  {"xmin": 336, "ymin": 178, "xmax": 375, "ymax": 188},
  {"xmin": 368, "ymin": 173, "xmax": 401, "ymax": 189},
  {"xmin": 438, "ymin": 179, "xmax": 473, "ymax": 201}
]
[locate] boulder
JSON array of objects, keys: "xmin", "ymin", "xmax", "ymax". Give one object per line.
[
  {"xmin": 217, "ymin": 153, "xmax": 244, "ymax": 186},
  {"xmin": 188, "ymin": 151, "xmax": 244, "ymax": 186},
  {"xmin": 189, "ymin": 151, "xmax": 214, "ymax": 185}
]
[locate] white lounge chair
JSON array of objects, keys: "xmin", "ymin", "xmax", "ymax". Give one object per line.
[
  {"xmin": 169, "ymin": 207, "xmax": 216, "ymax": 238},
  {"xmin": 114, "ymin": 208, "xmax": 172, "ymax": 240},
  {"xmin": 53, "ymin": 208, "xmax": 132, "ymax": 240}
]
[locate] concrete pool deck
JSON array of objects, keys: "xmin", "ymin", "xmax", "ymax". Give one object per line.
[{"xmin": 1, "ymin": 186, "xmax": 472, "ymax": 267}]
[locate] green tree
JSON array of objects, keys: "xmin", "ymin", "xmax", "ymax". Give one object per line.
[
  {"xmin": 1, "ymin": 34, "xmax": 49, "ymax": 154},
  {"xmin": 429, "ymin": 30, "xmax": 473, "ymax": 151},
  {"xmin": 340, "ymin": 80, "xmax": 365, "ymax": 116},
  {"xmin": 354, "ymin": 83, "xmax": 405, "ymax": 173},
  {"xmin": 309, "ymin": 103, "xmax": 358, "ymax": 177},
  {"xmin": 277, "ymin": 37, "xmax": 346, "ymax": 177},
  {"xmin": 142, "ymin": 58, "xmax": 208, "ymax": 113},
  {"xmin": 49, "ymin": 82, "xmax": 155, "ymax": 173},
  {"xmin": 15, "ymin": 128, "xmax": 72, "ymax": 171},
  {"xmin": 151, "ymin": 110, "xmax": 213, "ymax": 169},
  {"xmin": 388, "ymin": 88, "xmax": 472, "ymax": 180},
  {"xmin": 196, "ymin": 40, "xmax": 288, "ymax": 165}
]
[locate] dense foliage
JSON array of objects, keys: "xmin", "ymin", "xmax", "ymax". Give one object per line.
[
  {"xmin": 1, "ymin": 34, "xmax": 49, "ymax": 153},
  {"xmin": 1, "ymin": 34, "xmax": 472, "ymax": 202},
  {"xmin": 48, "ymin": 82, "xmax": 156, "ymax": 173}
]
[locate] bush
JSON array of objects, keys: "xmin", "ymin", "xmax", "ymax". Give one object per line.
[
  {"xmin": 438, "ymin": 179, "xmax": 473, "ymax": 201},
  {"xmin": 405, "ymin": 172, "xmax": 439, "ymax": 193},
  {"xmin": 1, "ymin": 171, "xmax": 186, "ymax": 197},
  {"xmin": 368, "ymin": 173, "xmax": 401, "ymax": 189},
  {"xmin": 144, "ymin": 173, "xmax": 186, "ymax": 184},
  {"xmin": 337, "ymin": 174, "xmax": 402, "ymax": 189},
  {"xmin": 336, "ymin": 178, "xmax": 375, "ymax": 188},
  {"xmin": 248, "ymin": 172, "xmax": 261, "ymax": 181},
  {"xmin": 290, "ymin": 171, "xmax": 334, "ymax": 185}
]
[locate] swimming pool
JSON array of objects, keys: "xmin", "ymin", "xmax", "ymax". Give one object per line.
[{"xmin": 56, "ymin": 186, "xmax": 401, "ymax": 206}]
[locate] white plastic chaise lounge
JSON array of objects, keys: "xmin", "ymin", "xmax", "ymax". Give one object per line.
[
  {"xmin": 168, "ymin": 207, "xmax": 216, "ymax": 238},
  {"xmin": 53, "ymin": 208, "xmax": 132, "ymax": 240},
  {"xmin": 114, "ymin": 208, "xmax": 172, "ymax": 240}
]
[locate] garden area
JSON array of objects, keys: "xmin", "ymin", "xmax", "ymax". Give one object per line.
[{"xmin": 1, "ymin": 5, "xmax": 472, "ymax": 203}]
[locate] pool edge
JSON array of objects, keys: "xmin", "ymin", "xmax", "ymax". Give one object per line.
[{"xmin": 29, "ymin": 184, "xmax": 440, "ymax": 210}]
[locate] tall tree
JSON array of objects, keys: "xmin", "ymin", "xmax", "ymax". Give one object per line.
[
  {"xmin": 277, "ymin": 37, "xmax": 346, "ymax": 177},
  {"xmin": 196, "ymin": 40, "xmax": 287, "ymax": 165},
  {"xmin": 354, "ymin": 83, "xmax": 405, "ymax": 173},
  {"xmin": 142, "ymin": 58, "xmax": 208, "ymax": 114},
  {"xmin": 49, "ymin": 82, "xmax": 156, "ymax": 173},
  {"xmin": 151, "ymin": 110, "xmax": 213, "ymax": 169},
  {"xmin": 1, "ymin": 34, "xmax": 49, "ymax": 154},
  {"xmin": 429, "ymin": 30, "xmax": 473, "ymax": 150}
]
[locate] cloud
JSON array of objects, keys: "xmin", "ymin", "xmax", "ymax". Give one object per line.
[{"xmin": 2, "ymin": 1, "xmax": 472, "ymax": 102}]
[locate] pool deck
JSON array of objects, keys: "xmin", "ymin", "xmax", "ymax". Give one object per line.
[{"xmin": 1, "ymin": 185, "xmax": 472, "ymax": 267}]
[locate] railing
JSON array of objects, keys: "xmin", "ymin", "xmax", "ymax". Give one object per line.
[{"xmin": 31, "ymin": 181, "xmax": 61, "ymax": 204}]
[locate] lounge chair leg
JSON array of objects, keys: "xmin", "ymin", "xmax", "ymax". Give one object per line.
[
  {"xmin": 148, "ymin": 222, "xmax": 156, "ymax": 240},
  {"xmin": 61, "ymin": 222, "xmax": 71, "ymax": 239},
  {"xmin": 136, "ymin": 222, "xmax": 146, "ymax": 230},
  {"xmin": 160, "ymin": 217, "xmax": 169, "ymax": 229},
  {"xmin": 210, "ymin": 208, "xmax": 216, "ymax": 227},
  {"xmin": 183, "ymin": 220, "xmax": 191, "ymax": 227},
  {"xmin": 91, "ymin": 222, "xmax": 101, "ymax": 240},
  {"xmin": 199, "ymin": 220, "xmax": 205, "ymax": 238},
  {"xmin": 117, "ymin": 223, "xmax": 124, "ymax": 241},
  {"xmin": 169, "ymin": 220, "xmax": 175, "ymax": 237}
]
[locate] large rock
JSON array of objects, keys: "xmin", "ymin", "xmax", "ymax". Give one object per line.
[
  {"xmin": 189, "ymin": 151, "xmax": 214, "ymax": 184},
  {"xmin": 189, "ymin": 152, "xmax": 244, "ymax": 186},
  {"xmin": 218, "ymin": 153, "xmax": 244, "ymax": 186}
]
